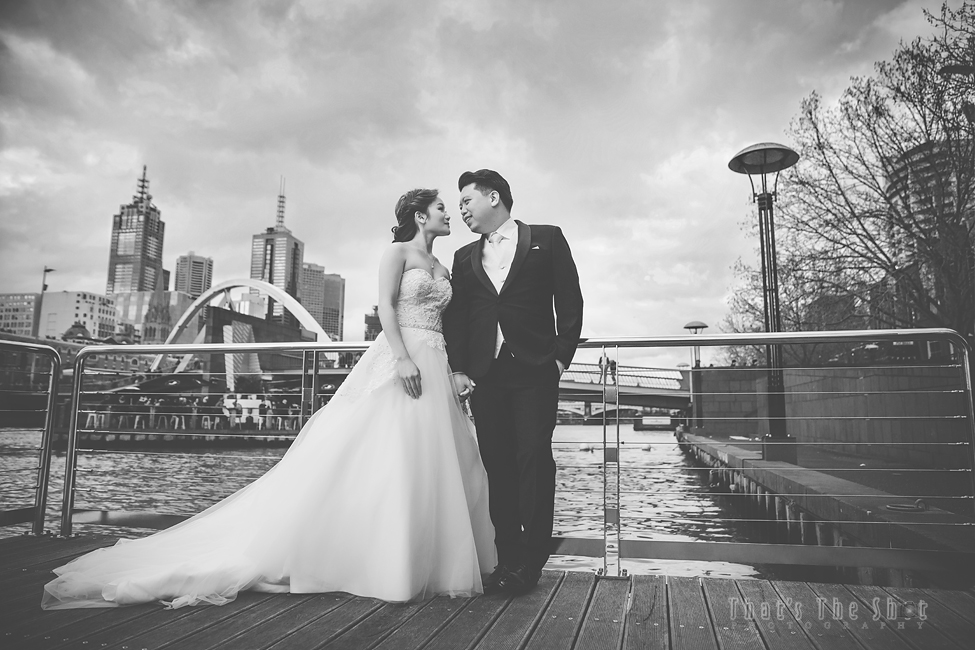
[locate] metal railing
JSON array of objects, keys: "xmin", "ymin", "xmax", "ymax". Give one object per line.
[
  {"xmin": 0, "ymin": 340, "xmax": 62, "ymax": 535},
  {"xmin": 59, "ymin": 340, "xmax": 370, "ymax": 536},
  {"xmin": 570, "ymin": 328, "xmax": 975, "ymax": 580},
  {"xmin": 36, "ymin": 328, "xmax": 975, "ymax": 584}
]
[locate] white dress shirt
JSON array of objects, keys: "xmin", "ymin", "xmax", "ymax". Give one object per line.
[{"xmin": 481, "ymin": 217, "xmax": 518, "ymax": 357}]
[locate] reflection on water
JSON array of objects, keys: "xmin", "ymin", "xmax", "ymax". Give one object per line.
[{"xmin": 0, "ymin": 425, "xmax": 764, "ymax": 579}]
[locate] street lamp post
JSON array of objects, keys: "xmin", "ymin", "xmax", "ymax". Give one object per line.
[
  {"xmin": 729, "ymin": 143, "xmax": 799, "ymax": 463},
  {"xmin": 31, "ymin": 266, "xmax": 55, "ymax": 339},
  {"xmin": 683, "ymin": 320, "xmax": 708, "ymax": 429}
]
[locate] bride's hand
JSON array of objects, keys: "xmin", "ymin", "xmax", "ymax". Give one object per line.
[{"xmin": 397, "ymin": 358, "xmax": 421, "ymax": 399}]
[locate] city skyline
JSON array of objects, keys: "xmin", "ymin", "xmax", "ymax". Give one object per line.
[{"xmin": 0, "ymin": 0, "xmax": 951, "ymax": 367}]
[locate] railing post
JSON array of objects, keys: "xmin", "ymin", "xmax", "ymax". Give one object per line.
[
  {"xmin": 60, "ymin": 353, "xmax": 86, "ymax": 537},
  {"xmin": 33, "ymin": 350, "xmax": 60, "ymax": 535},
  {"xmin": 961, "ymin": 346, "xmax": 975, "ymax": 517},
  {"xmin": 602, "ymin": 346, "xmax": 621, "ymax": 576}
]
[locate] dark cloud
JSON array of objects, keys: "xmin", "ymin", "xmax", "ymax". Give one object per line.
[{"xmin": 0, "ymin": 0, "xmax": 945, "ymax": 365}]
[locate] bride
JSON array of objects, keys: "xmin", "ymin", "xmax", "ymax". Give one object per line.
[{"xmin": 42, "ymin": 189, "xmax": 497, "ymax": 609}]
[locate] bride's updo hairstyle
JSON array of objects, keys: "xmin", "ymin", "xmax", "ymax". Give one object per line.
[{"xmin": 392, "ymin": 188, "xmax": 439, "ymax": 242}]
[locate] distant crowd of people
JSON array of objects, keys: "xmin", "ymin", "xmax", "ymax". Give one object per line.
[{"xmin": 82, "ymin": 393, "xmax": 304, "ymax": 432}]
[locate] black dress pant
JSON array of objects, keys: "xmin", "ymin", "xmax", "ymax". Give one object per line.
[{"xmin": 471, "ymin": 344, "xmax": 559, "ymax": 572}]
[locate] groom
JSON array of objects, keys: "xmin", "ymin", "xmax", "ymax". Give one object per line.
[{"xmin": 445, "ymin": 169, "xmax": 583, "ymax": 595}]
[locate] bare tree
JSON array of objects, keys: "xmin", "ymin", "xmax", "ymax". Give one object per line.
[{"xmin": 724, "ymin": 2, "xmax": 975, "ymax": 360}]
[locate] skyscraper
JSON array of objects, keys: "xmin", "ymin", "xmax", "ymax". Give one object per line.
[
  {"xmin": 175, "ymin": 252, "xmax": 214, "ymax": 299},
  {"xmin": 106, "ymin": 166, "xmax": 165, "ymax": 294},
  {"xmin": 364, "ymin": 306, "xmax": 382, "ymax": 341},
  {"xmin": 322, "ymin": 273, "xmax": 345, "ymax": 341},
  {"xmin": 300, "ymin": 264, "xmax": 345, "ymax": 341},
  {"xmin": 250, "ymin": 179, "xmax": 304, "ymax": 326}
]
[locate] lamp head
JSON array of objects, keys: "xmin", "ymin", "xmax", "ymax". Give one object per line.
[
  {"xmin": 728, "ymin": 143, "xmax": 799, "ymax": 176},
  {"xmin": 683, "ymin": 320, "xmax": 708, "ymax": 335}
]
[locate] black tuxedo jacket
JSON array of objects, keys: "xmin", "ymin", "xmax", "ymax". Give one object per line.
[{"xmin": 444, "ymin": 220, "xmax": 584, "ymax": 380}]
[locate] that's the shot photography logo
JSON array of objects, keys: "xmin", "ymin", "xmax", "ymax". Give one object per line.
[{"xmin": 729, "ymin": 595, "xmax": 928, "ymax": 630}]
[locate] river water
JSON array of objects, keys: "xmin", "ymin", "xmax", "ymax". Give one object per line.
[{"xmin": 0, "ymin": 425, "xmax": 765, "ymax": 579}]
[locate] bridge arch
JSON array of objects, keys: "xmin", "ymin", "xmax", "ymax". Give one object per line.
[{"xmin": 149, "ymin": 279, "xmax": 329, "ymax": 372}]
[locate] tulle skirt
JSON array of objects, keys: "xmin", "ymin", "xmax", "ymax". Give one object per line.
[{"xmin": 42, "ymin": 329, "xmax": 496, "ymax": 609}]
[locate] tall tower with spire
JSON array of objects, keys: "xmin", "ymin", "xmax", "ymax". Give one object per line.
[
  {"xmin": 106, "ymin": 166, "xmax": 166, "ymax": 294},
  {"xmin": 250, "ymin": 177, "xmax": 304, "ymax": 325}
]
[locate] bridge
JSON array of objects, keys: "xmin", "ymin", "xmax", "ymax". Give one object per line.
[
  {"xmin": 558, "ymin": 363, "xmax": 690, "ymax": 410},
  {"xmin": 259, "ymin": 362, "xmax": 690, "ymax": 410}
]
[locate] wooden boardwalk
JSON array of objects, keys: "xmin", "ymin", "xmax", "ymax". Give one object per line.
[{"xmin": 3, "ymin": 535, "xmax": 975, "ymax": 650}]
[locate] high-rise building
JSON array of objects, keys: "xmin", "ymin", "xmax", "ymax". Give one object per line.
[
  {"xmin": 364, "ymin": 306, "xmax": 382, "ymax": 341},
  {"xmin": 322, "ymin": 273, "xmax": 345, "ymax": 341},
  {"xmin": 250, "ymin": 180, "xmax": 304, "ymax": 326},
  {"xmin": 106, "ymin": 166, "xmax": 166, "ymax": 294},
  {"xmin": 299, "ymin": 262, "xmax": 325, "ymax": 331},
  {"xmin": 299, "ymin": 264, "xmax": 345, "ymax": 341},
  {"xmin": 0, "ymin": 293, "xmax": 40, "ymax": 337},
  {"xmin": 113, "ymin": 290, "xmax": 194, "ymax": 344},
  {"xmin": 38, "ymin": 291, "xmax": 116, "ymax": 340},
  {"xmin": 175, "ymin": 252, "xmax": 214, "ymax": 298}
]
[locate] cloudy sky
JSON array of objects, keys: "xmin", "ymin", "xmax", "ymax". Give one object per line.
[{"xmin": 0, "ymin": 0, "xmax": 951, "ymax": 367}]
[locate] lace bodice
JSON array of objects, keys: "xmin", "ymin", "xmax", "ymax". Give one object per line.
[
  {"xmin": 329, "ymin": 269, "xmax": 452, "ymax": 404},
  {"xmin": 396, "ymin": 269, "xmax": 452, "ymax": 333}
]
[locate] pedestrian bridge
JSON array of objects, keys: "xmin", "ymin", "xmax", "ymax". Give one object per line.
[{"xmin": 558, "ymin": 362, "xmax": 690, "ymax": 410}]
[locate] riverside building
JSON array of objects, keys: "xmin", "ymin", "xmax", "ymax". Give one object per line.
[
  {"xmin": 0, "ymin": 293, "xmax": 40, "ymax": 337},
  {"xmin": 250, "ymin": 181, "xmax": 304, "ymax": 328},
  {"xmin": 38, "ymin": 291, "xmax": 116, "ymax": 340},
  {"xmin": 106, "ymin": 166, "xmax": 166, "ymax": 295},
  {"xmin": 299, "ymin": 263, "xmax": 345, "ymax": 341},
  {"xmin": 174, "ymin": 252, "xmax": 214, "ymax": 299}
]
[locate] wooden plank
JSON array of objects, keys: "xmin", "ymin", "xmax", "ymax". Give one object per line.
[
  {"xmin": 45, "ymin": 605, "xmax": 167, "ymax": 650},
  {"xmin": 421, "ymin": 590, "xmax": 512, "ymax": 650},
  {"xmin": 369, "ymin": 596, "xmax": 473, "ymax": 650},
  {"xmin": 803, "ymin": 582, "xmax": 914, "ymax": 650},
  {"xmin": 102, "ymin": 592, "xmax": 284, "ymax": 650},
  {"xmin": 473, "ymin": 571, "xmax": 563, "ymax": 650},
  {"xmin": 575, "ymin": 577, "xmax": 629, "ymax": 650},
  {"xmin": 523, "ymin": 571, "xmax": 596, "ymax": 650},
  {"xmin": 264, "ymin": 596, "xmax": 385, "ymax": 650},
  {"xmin": 770, "ymin": 581, "xmax": 871, "ymax": 650},
  {"xmin": 623, "ymin": 575, "xmax": 668, "ymax": 650},
  {"xmin": 320, "ymin": 599, "xmax": 429, "ymax": 650},
  {"xmin": 905, "ymin": 587, "xmax": 975, "ymax": 648},
  {"xmin": 144, "ymin": 593, "xmax": 316, "ymax": 650},
  {"xmin": 84, "ymin": 593, "xmax": 274, "ymax": 650},
  {"xmin": 702, "ymin": 578, "xmax": 767, "ymax": 650},
  {"xmin": 209, "ymin": 594, "xmax": 370, "ymax": 650},
  {"xmin": 10, "ymin": 603, "xmax": 192, "ymax": 650},
  {"xmin": 847, "ymin": 586, "xmax": 964, "ymax": 650},
  {"xmin": 734, "ymin": 580, "xmax": 817, "ymax": 650},
  {"xmin": 0, "ymin": 534, "xmax": 50, "ymax": 554},
  {"xmin": 921, "ymin": 587, "xmax": 975, "ymax": 622},
  {"xmin": 0, "ymin": 536, "xmax": 117, "ymax": 572},
  {"xmin": 667, "ymin": 576, "xmax": 718, "ymax": 650},
  {"xmin": 2, "ymin": 607, "xmax": 134, "ymax": 649}
]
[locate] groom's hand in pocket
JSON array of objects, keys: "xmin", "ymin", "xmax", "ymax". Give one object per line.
[{"xmin": 452, "ymin": 372, "xmax": 475, "ymax": 401}]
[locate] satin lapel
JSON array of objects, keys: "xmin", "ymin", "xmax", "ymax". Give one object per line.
[
  {"xmin": 500, "ymin": 221, "xmax": 531, "ymax": 295},
  {"xmin": 470, "ymin": 236, "xmax": 497, "ymax": 296}
]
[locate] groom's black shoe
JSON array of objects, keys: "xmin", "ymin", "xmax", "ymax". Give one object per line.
[
  {"xmin": 497, "ymin": 565, "xmax": 541, "ymax": 596},
  {"xmin": 482, "ymin": 564, "xmax": 510, "ymax": 595}
]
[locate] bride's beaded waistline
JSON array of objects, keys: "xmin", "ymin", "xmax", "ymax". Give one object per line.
[{"xmin": 399, "ymin": 325, "xmax": 443, "ymax": 335}]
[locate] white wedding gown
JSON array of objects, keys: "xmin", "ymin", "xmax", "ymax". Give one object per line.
[{"xmin": 42, "ymin": 269, "xmax": 496, "ymax": 609}]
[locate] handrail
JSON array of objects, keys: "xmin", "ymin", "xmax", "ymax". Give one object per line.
[
  {"xmin": 577, "ymin": 327, "xmax": 971, "ymax": 350},
  {"xmin": 53, "ymin": 328, "xmax": 975, "ymax": 584},
  {"xmin": 0, "ymin": 339, "xmax": 62, "ymax": 535},
  {"xmin": 60, "ymin": 341, "xmax": 370, "ymax": 536}
]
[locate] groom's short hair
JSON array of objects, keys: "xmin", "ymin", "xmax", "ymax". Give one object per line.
[{"xmin": 458, "ymin": 169, "xmax": 513, "ymax": 212}]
